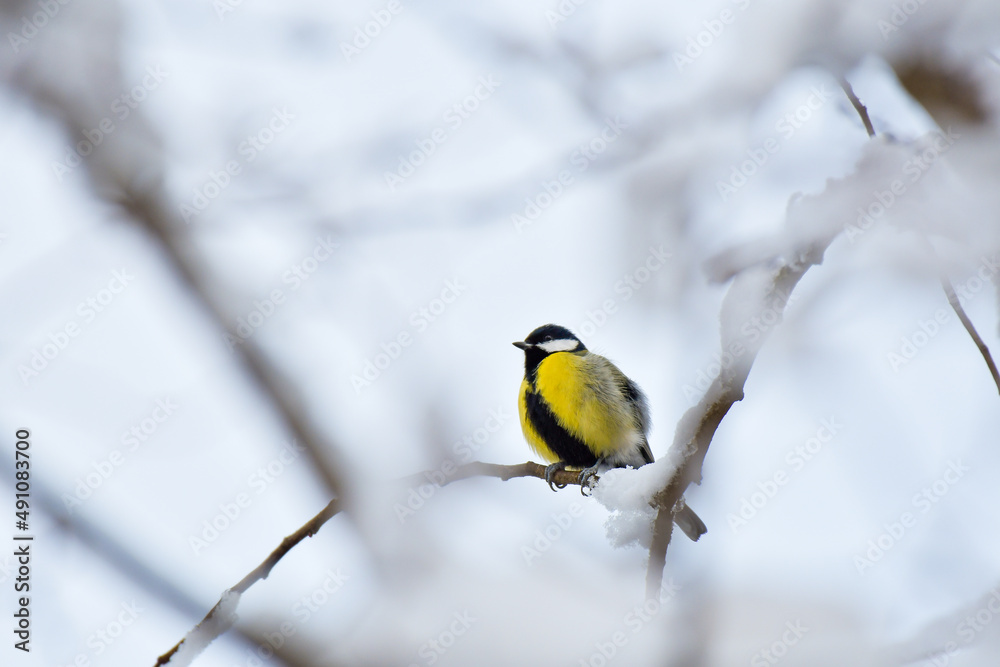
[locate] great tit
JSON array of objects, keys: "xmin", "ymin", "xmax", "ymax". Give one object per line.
[{"xmin": 514, "ymin": 324, "xmax": 707, "ymax": 541}]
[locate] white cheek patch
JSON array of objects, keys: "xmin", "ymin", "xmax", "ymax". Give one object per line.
[{"xmin": 538, "ymin": 338, "xmax": 580, "ymax": 353}]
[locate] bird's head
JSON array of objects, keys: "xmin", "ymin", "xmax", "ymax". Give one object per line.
[{"xmin": 513, "ymin": 324, "xmax": 587, "ymax": 366}]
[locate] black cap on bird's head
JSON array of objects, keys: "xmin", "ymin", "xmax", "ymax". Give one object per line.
[{"xmin": 513, "ymin": 324, "xmax": 586, "ymax": 376}]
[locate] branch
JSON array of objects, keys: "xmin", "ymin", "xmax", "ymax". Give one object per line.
[
  {"xmin": 2, "ymin": 0, "xmax": 350, "ymax": 523},
  {"xmin": 129, "ymin": 192, "xmax": 349, "ymax": 508},
  {"xmin": 404, "ymin": 460, "xmax": 591, "ymax": 488},
  {"xmin": 908, "ymin": 155, "xmax": 1000, "ymax": 398},
  {"xmin": 155, "ymin": 499, "xmax": 342, "ymax": 666},
  {"xmin": 155, "ymin": 460, "xmax": 598, "ymax": 664},
  {"xmin": 941, "ymin": 276, "xmax": 1000, "ymax": 395},
  {"xmin": 645, "ymin": 251, "xmax": 827, "ymax": 598},
  {"xmin": 838, "ymin": 75, "xmax": 877, "ymax": 138},
  {"xmin": 643, "ymin": 73, "xmax": 902, "ymax": 597}
]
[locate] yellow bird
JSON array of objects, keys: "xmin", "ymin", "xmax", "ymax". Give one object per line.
[{"xmin": 514, "ymin": 324, "xmax": 706, "ymax": 541}]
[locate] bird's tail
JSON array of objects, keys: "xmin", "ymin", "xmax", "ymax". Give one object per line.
[{"xmin": 674, "ymin": 502, "xmax": 707, "ymax": 542}]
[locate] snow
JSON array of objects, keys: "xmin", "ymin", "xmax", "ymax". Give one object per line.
[{"xmin": 1, "ymin": 0, "xmax": 1000, "ymax": 665}]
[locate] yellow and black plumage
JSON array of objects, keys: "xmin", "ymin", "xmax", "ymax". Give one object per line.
[{"xmin": 514, "ymin": 324, "xmax": 706, "ymax": 541}]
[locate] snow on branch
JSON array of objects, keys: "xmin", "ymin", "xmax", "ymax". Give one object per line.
[{"xmin": 644, "ymin": 133, "xmax": 932, "ymax": 598}]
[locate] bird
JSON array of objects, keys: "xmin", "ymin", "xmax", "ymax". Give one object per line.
[{"xmin": 514, "ymin": 324, "xmax": 707, "ymax": 541}]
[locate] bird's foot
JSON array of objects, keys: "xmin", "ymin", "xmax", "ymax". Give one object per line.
[
  {"xmin": 578, "ymin": 462, "xmax": 603, "ymax": 496},
  {"xmin": 544, "ymin": 461, "xmax": 570, "ymax": 491}
]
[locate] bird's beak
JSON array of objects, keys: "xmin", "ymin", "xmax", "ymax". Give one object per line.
[{"xmin": 513, "ymin": 341, "xmax": 530, "ymax": 350}]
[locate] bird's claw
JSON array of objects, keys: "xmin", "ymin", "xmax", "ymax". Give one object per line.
[
  {"xmin": 544, "ymin": 462, "xmax": 569, "ymax": 491},
  {"xmin": 578, "ymin": 464, "xmax": 601, "ymax": 496}
]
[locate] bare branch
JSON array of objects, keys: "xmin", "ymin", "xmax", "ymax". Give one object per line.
[
  {"xmin": 838, "ymin": 75, "xmax": 877, "ymax": 138},
  {"xmin": 941, "ymin": 277, "xmax": 1000, "ymax": 395},
  {"xmin": 645, "ymin": 235, "xmax": 838, "ymax": 598},
  {"xmin": 406, "ymin": 460, "xmax": 584, "ymax": 488},
  {"xmin": 910, "ymin": 186, "xmax": 1000, "ymax": 397},
  {"xmin": 1, "ymin": 0, "xmax": 350, "ymax": 509},
  {"xmin": 155, "ymin": 499, "xmax": 342, "ymax": 666},
  {"xmin": 129, "ymin": 195, "xmax": 349, "ymax": 502},
  {"xmin": 155, "ymin": 459, "xmax": 637, "ymax": 664}
]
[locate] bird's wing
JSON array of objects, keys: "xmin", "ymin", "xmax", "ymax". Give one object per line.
[{"xmin": 612, "ymin": 367, "xmax": 654, "ymax": 464}]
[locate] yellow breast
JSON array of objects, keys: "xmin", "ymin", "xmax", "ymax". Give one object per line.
[{"xmin": 518, "ymin": 351, "xmax": 638, "ymax": 462}]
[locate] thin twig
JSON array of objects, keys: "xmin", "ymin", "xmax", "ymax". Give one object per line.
[
  {"xmin": 914, "ymin": 234, "xmax": 1000, "ymax": 397},
  {"xmin": 154, "ymin": 460, "xmax": 600, "ymax": 665},
  {"xmin": 404, "ymin": 460, "xmax": 585, "ymax": 488},
  {"xmin": 838, "ymin": 75, "xmax": 877, "ymax": 138},
  {"xmin": 941, "ymin": 277, "xmax": 1000, "ymax": 395},
  {"xmin": 155, "ymin": 499, "xmax": 342, "ymax": 665},
  {"xmin": 852, "ymin": 65, "xmax": 997, "ymax": 388}
]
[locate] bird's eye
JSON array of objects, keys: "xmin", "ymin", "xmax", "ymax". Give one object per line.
[{"xmin": 543, "ymin": 335, "xmax": 553, "ymax": 341}]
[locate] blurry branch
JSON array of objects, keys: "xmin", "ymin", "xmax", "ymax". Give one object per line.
[
  {"xmin": 130, "ymin": 195, "xmax": 349, "ymax": 502},
  {"xmin": 644, "ymin": 246, "xmax": 829, "ymax": 599},
  {"xmin": 941, "ymin": 276, "xmax": 1000, "ymax": 395},
  {"xmin": 0, "ymin": 452, "xmax": 299, "ymax": 666},
  {"xmin": 895, "ymin": 55, "xmax": 990, "ymax": 127},
  {"xmin": 1, "ymin": 4, "xmax": 352, "ymax": 662},
  {"xmin": 889, "ymin": 63, "xmax": 1000, "ymax": 397},
  {"xmin": 4, "ymin": 0, "xmax": 349, "ymax": 504},
  {"xmin": 838, "ymin": 76, "xmax": 876, "ymax": 138},
  {"xmin": 887, "ymin": 579, "xmax": 1000, "ymax": 663},
  {"xmin": 156, "ymin": 499, "xmax": 342, "ymax": 666},
  {"xmin": 645, "ymin": 77, "xmax": 899, "ymax": 599},
  {"xmin": 158, "ymin": 460, "xmax": 592, "ymax": 664},
  {"xmin": 917, "ymin": 239, "xmax": 1000, "ymax": 396}
]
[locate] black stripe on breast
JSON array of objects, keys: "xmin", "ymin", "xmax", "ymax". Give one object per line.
[{"xmin": 524, "ymin": 388, "xmax": 597, "ymax": 467}]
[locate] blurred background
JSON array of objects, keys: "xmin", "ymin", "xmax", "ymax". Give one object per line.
[{"xmin": 2, "ymin": 0, "xmax": 1000, "ymax": 665}]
